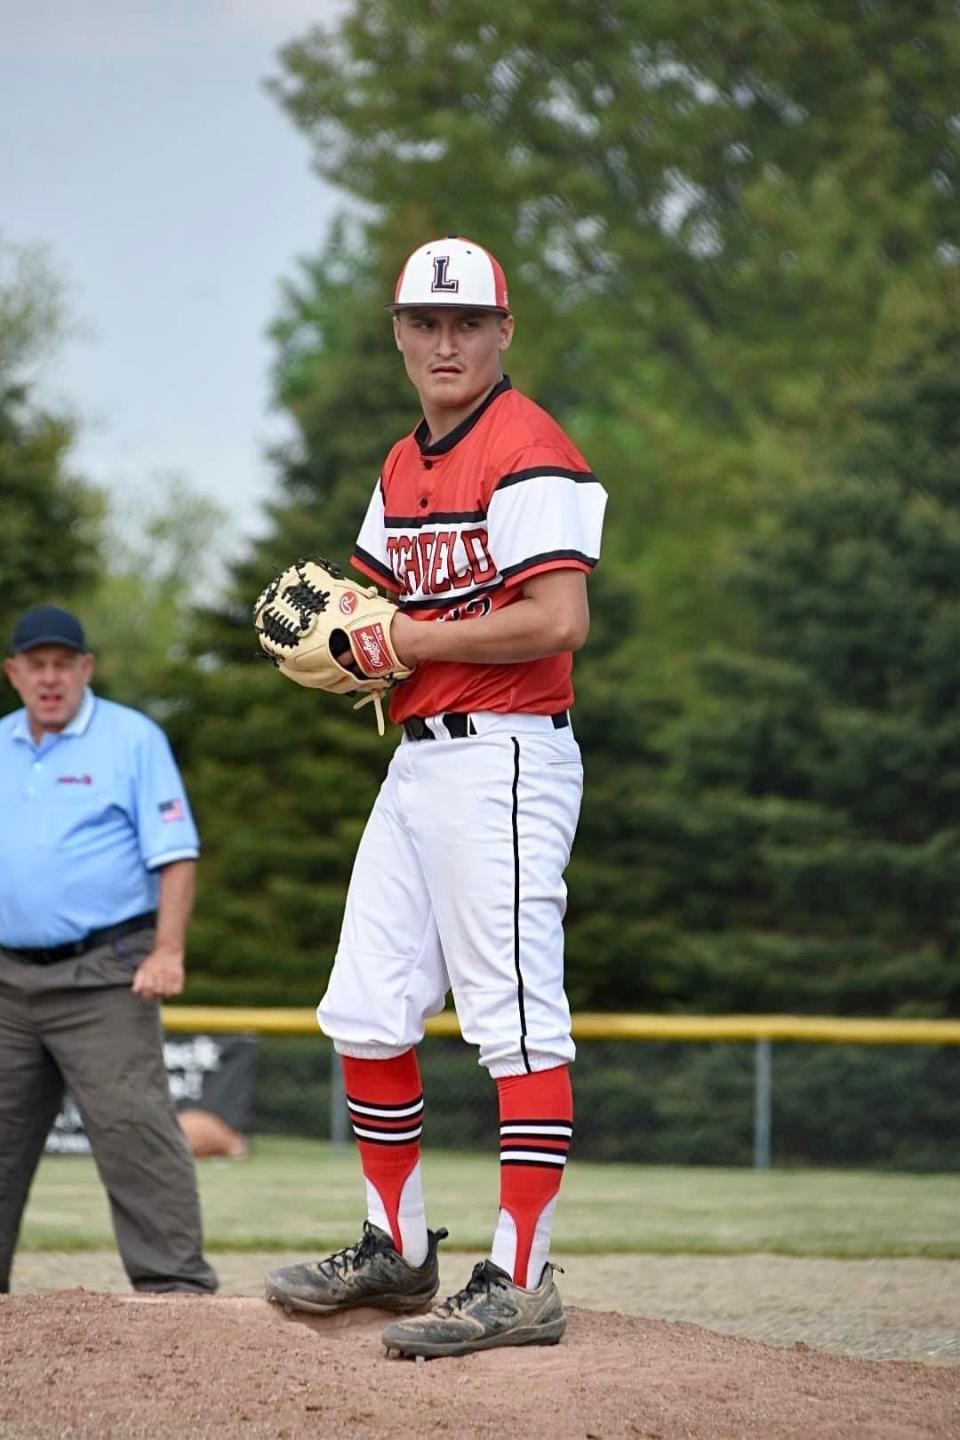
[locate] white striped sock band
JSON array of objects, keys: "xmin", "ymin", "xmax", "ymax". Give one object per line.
[
  {"xmin": 348, "ymin": 1092, "xmax": 424, "ymax": 1145},
  {"xmin": 500, "ymin": 1116, "xmax": 572, "ymax": 1168},
  {"xmin": 500, "ymin": 1122, "xmax": 573, "ymax": 1138},
  {"xmin": 500, "ymin": 1148, "xmax": 567, "ymax": 1167}
]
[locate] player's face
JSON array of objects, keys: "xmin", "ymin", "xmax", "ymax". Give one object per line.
[
  {"xmin": 3, "ymin": 645, "xmax": 95, "ymax": 737},
  {"xmin": 393, "ymin": 307, "xmax": 514, "ymax": 435}
]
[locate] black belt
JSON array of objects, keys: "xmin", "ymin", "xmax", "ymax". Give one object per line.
[
  {"xmin": 403, "ymin": 710, "xmax": 570, "ymax": 742},
  {"xmin": 1, "ymin": 911, "xmax": 157, "ymax": 966}
]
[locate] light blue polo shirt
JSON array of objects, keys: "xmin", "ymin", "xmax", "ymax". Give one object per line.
[{"xmin": 0, "ymin": 688, "xmax": 200, "ymax": 948}]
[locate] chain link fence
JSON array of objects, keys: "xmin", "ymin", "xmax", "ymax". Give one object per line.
[{"xmin": 244, "ymin": 1030, "xmax": 960, "ymax": 1172}]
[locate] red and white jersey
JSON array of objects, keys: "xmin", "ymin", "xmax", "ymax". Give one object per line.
[{"xmin": 351, "ymin": 377, "xmax": 607, "ymax": 723}]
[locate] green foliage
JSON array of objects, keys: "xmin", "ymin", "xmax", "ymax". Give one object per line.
[
  {"xmin": 167, "ymin": 658, "xmax": 388, "ymax": 1004},
  {"xmin": 8, "ymin": 3, "xmax": 959, "ymax": 1047},
  {"xmin": 171, "ymin": 227, "xmax": 414, "ymax": 998},
  {"xmin": 0, "ymin": 240, "xmax": 104, "ymax": 683},
  {"xmin": 171, "ymin": 1, "xmax": 960, "ymax": 1026},
  {"xmin": 664, "ymin": 304, "xmax": 960, "ymax": 1015},
  {"xmin": 271, "ymin": 0, "xmax": 958, "ymax": 576},
  {"xmin": 77, "ymin": 476, "xmax": 228, "ymax": 713},
  {"xmin": 0, "ymin": 237, "xmax": 66, "ymax": 378}
]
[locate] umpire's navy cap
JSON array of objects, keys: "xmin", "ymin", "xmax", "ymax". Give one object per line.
[{"xmin": 10, "ymin": 604, "xmax": 88, "ymax": 654}]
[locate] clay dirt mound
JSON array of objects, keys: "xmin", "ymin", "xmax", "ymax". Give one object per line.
[{"xmin": 1, "ymin": 1291, "xmax": 958, "ymax": 1439}]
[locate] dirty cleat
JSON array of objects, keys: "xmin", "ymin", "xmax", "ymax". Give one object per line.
[
  {"xmin": 381, "ymin": 1258, "xmax": 565, "ymax": 1358},
  {"xmin": 264, "ymin": 1221, "xmax": 447, "ymax": 1315}
]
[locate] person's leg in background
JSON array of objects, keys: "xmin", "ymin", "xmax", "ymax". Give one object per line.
[
  {"xmin": 45, "ymin": 942, "xmax": 217, "ymax": 1294},
  {"xmin": 0, "ymin": 960, "xmax": 66, "ymax": 1293}
]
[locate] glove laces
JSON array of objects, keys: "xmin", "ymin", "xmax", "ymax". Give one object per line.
[{"xmin": 352, "ymin": 689, "xmax": 388, "ymax": 736}]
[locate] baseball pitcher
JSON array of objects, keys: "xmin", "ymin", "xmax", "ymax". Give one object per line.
[{"xmin": 259, "ymin": 236, "xmax": 607, "ymax": 1358}]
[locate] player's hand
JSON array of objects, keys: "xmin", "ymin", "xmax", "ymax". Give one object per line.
[
  {"xmin": 330, "ymin": 629, "xmax": 365, "ymax": 679},
  {"xmin": 389, "ymin": 611, "xmax": 421, "ymax": 669},
  {"xmin": 131, "ymin": 946, "xmax": 186, "ymax": 999}
]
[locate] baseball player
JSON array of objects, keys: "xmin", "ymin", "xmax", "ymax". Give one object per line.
[{"xmin": 265, "ymin": 236, "xmax": 607, "ymax": 1358}]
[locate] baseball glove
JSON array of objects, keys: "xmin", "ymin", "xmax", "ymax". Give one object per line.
[{"xmin": 253, "ymin": 557, "xmax": 413, "ymax": 735}]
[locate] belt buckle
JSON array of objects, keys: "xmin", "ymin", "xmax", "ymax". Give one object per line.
[{"xmin": 442, "ymin": 713, "xmax": 474, "ymax": 739}]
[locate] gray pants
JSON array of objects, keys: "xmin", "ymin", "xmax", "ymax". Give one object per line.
[{"xmin": 0, "ymin": 931, "xmax": 218, "ymax": 1294}]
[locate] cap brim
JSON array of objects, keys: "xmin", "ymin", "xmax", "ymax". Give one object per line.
[
  {"xmin": 386, "ymin": 302, "xmax": 511, "ymax": 314},
  {"xmin": 12, "ymin": 635, "xmax": 86, "ymax": 653}
]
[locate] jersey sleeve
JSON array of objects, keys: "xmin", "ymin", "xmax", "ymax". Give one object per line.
[
  {"xmin": 130, "ymin": 721, "xmax": 200, "ymax": 869},
  {"xmin": 487, "ymin": 455, "xmax": 607, "ymax": 587},
  {"xmin": 351, "ymin": 477, "xmax": 401, "ymax": 592}
]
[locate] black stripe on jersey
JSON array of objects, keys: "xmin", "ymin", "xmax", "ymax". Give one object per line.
[
  {"xmin": 494, "ymin": 466, "xmax": 601, "ymax": 491},
  {"xmin": 383, "ymin": 507, "xmax": 487, "ymax": 529},
  {"xmin": 500, "ymin": 548, "xmax": 597, "ymax": 581},
  {"xmin": 352, "ymin": 546, "xmax": 400, "ymax": 589},
  {"xmin": 399, "ymin": 579, "xmax": 505, "ymax": 613},
  {"xmin": 511, "ymin": 737, "xmax": 531, "ymax": 1074}
]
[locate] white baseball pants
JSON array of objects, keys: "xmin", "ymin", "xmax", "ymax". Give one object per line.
[{"xmin": 317, "ymin": 711, "xmax": 582, "ymax": 1078}]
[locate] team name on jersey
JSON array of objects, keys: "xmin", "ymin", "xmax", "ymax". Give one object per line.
[{"xmin": 386, "ymin": 523, "xmax": 498, "ymax": 604}]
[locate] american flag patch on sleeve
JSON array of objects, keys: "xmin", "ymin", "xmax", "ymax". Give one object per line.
[{"xmin": 158, "ymin": 798, "xmax": 185, "ymax": 822}]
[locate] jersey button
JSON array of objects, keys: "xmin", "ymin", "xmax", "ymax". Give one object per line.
[
  {"xmin": 419, "ymin": 497, "xmax": 429, "ymax": 508},
  {"xmin": 422, "ymin": 459, "xmax": 433, "ymax": 470}
]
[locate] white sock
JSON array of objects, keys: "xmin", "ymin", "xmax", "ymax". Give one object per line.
[
  {"xmin": 364, "ymin": 1162, "xmax": 429, "ymax": 1266},
  {"xmin": 490, "ymin": 1196, "xmax": 557, "ymax": 1287}
]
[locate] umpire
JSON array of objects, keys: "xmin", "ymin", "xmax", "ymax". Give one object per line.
[{"xmin": 0, "ymin": 604, "xmax": 217, "ymax": 1294}]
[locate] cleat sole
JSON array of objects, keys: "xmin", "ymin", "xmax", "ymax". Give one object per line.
[
  {"xmin": 266, "ymin": 1287, "xmax": 438, "ymax": 1317},
  {"xmin": 382, "ymin": 1318, "xmax": 566, "ymax": 1359}
]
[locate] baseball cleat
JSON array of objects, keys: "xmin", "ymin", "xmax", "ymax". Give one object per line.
[
  {"xmin": 264, "ymin": 1221, "xmax": 447, "ymax": 1315},
  {"xmin": 381, "ymin": 1258, "xmax": 565, "ymax": 1358}
]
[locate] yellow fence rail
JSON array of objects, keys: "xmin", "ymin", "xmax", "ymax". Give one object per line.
[{"xmin": 161, "ymin": 1006, "xmax": 960, "ymax": 1046}]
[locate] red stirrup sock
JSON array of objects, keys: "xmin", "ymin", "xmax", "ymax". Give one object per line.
[
  {"xmin": 340, "ymin": 1049, "xmax": 427, "ymax": 1262},
  {"xmin": 492, "ymin": 1064, "xmax": 573, "ymax": 1287}
]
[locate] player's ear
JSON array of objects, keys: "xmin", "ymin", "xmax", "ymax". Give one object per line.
[
  {"xmin": 393, "ymin": 314, "xmax": 403, "ymax": 352},
  {"xmin": 81, "ymin": 652, "xmax": 95, "ymax": 684},
  {"xmin": 498, "ymin": 314, "xmax": 514, "ymax": 352}
]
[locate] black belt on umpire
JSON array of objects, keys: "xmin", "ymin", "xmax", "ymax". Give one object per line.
[
  {"xmin": 0, "ymin": 911, "xmax": 157, "ymax": 966},
  {"xmin": 402, "ymin": 710, "xmax": 571, "ymax": 742}
]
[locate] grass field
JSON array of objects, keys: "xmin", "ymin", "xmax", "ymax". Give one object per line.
[{"xmin": 20, "ymin": 1136, "xmax": 960, "ymax": 1258}]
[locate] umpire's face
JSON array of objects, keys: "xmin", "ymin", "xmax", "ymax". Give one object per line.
[
  {"xmin": 394, "ymin": 306, "xmax": 513, "ymax": 435},
  {"xmin": 4, "ymin": 644, "xmax": 95, "ymax": 738}
]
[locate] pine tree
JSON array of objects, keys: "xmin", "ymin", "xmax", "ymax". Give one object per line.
[
  {"xmin": 664, "ymin": 297, "xmax": 960, "ymax": 1015},
  {"xmin": 173, "ymin": 230, "xmax": 410, "ymax": 1002},
  {"xmin": 0, "ymin": 241, "xmax": 103, "ymax": 702}
]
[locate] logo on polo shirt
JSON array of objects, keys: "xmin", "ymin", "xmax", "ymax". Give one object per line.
[
  {"xmin": 57, "ymin": 774, "xmax": 93, "ymax": 785},
  {"xmin": 159, "ymin": 798, "xmax": 186, "ymax": 822}
]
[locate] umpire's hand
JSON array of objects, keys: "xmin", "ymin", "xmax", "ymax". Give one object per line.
[{"xmin": 132, "ymin": 947, "xmax": 186, "ymax": 999}]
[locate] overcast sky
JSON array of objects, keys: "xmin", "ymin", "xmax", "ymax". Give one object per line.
[{"xmin": 1, "ymin": 0, "xmax": 344, "ymax": 559}]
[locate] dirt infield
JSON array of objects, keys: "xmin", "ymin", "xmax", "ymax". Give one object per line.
[{"xmin": 2, "ymin": 1254, "xmax": 959, "ymax": 1438}]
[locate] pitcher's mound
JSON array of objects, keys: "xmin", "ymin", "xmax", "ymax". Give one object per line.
[{"xmin": 1, "ymin": 1290, "xmax": 957, "ymax": 1438}]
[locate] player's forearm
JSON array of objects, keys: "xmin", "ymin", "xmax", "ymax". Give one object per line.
[
  {"xmin": 152, "ymin": 859, "xmax": 196, "ymax": 957},
  {"xmin": 393, "ymin": 576, "xmax": 590, "ymax": 667}
]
